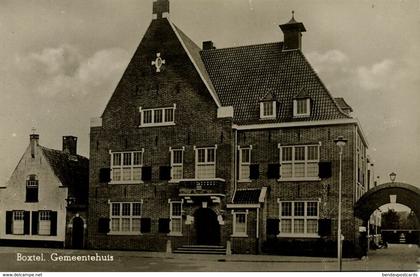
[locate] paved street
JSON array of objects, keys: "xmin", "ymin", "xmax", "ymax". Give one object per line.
[{"xmin": 0, "ymin": 244, "xmax": 418, "ymax": 272}]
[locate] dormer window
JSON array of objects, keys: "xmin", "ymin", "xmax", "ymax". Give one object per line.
[
  {"xmin": 260, "ymin": 101, "xmax": 276, "ymax": 119},
  {"xmin": 293, "ymin": 98, "xmax": 310, "ymax": 117}
]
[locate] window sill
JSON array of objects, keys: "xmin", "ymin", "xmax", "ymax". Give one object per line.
[
  {"xmin": 293, "ymin": 114, "xmax": 310, "ymax": 118},
  {"xmin": 168, "ymin": 232, "xmax": 183, "ymax": 237},
  {"xmin": 178, "ymin": 178, "xmax": 226, "ymax": 182},
  {"xmin": 277, "ymin": 234, "xmax": 320, "ymax": 238},
  {"xmin": 231, "ymin": 234, "xmax": 248, "ymax": 238},
  {"xmin": 278, "ymin": 177, "xmax": 321, "ymax": 182},
  {"xmin": 259, "ymin": 116, "xmax": 276, "ymax": 120},
  {"xmin": 139, "ymin": 122, "xmax": 175, "ymax": 128},
  {"xmin": 108, "ymin": 181, "xmax": 144, "ymax": 185},
  {"xmin": 107, "ymin": 232, "xmax": 142, "ymax": 236},
  {"xmin": 237, "ymin": 179, "xmax": 252, "ymax": 183}
]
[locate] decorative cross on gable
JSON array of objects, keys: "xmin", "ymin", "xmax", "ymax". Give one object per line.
[
  {"xmin": 153, "ymin": 0, "xmax": 170, "ymax": 19},
  {"xmin": 151, "ymin": 53, "xmax": 166, "ymax": 72}
]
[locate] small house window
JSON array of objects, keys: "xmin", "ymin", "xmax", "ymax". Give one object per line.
[
  {"xmin": 260, "ymin": 101, "xmax": 276, "ymax": 119},
  {"xmin": 38, "ymin": 211, "xmax": 51, "ymax": 235},
  {"xmin": 232, "ymin": 210, "xmax": 248, "ymax": 237},
  {"xmin": 293, "ymin": 99, "xmax": 310, "ymax": 117},
  {"xmin": 170, "ymin": 148, "xmax": 184, "ymax": 180},
  {"xmin": 238, "ymin": 146, "xmax": 252, "ymax": 181},
  {"xmin": 13, "ymin": 211, "xmax": 25, "ymax": 235},
  {"xmin": 169, "ymin": 201, "xmax": 183, "ymax": 235},
  {"xmin": 195, "ymin": 146, "xmax": 217, "ymax": 179},
  {"xmin": 26, "ymin": 175, "xmax": 39, "ymax": 203}
]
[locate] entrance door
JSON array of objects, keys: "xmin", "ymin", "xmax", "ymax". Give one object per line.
[
  {"xmin": 71, "ymin": 217, "xmax": 84, "ymax": 249},
  {"xmin": 194, "ymin": 208, "xmax": 220, "ymax": 245}
]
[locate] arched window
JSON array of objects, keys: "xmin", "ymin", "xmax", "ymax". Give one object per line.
[{"xmin": 26, "ymin": 175, "xmax": 38, "ymax": 202}]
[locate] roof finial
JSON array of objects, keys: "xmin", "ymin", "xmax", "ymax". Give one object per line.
[{"xmin": 292, "ymin": 10, "xmax": 295, "ymax": 19}]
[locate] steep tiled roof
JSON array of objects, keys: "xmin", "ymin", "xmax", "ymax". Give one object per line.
[
  {"xmin": 171, "ymin": 22, "xmax": 221, "ymax": 107},
  {"xmin": 41, "ymin": 147, "xmax": 89, "ymax": 204},
  {"xmin": 233, "ymin": 189, "xmax": 261, "ymax": 204},
  {"xmin": 200, "ymin": 43, "xmax": 351, "ymax": 124}
]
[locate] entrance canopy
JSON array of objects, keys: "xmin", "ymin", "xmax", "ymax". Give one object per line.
[{"xmin": 354, "ymin": 182, "xmax": 420, "ymax": 221}]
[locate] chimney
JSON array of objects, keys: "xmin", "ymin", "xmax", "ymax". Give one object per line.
[
  {"xmin": 202, "ymin": 41, "xmax": 216, "ymax": 50},
  {"xmin": 30, "ymin": 134, "xmax": 39, "ymax": 158},
  {"xmin": 63, "ymin": 136, "xmax": 77, "ymax": 155},
  {"xmin": 279, "ymin": 11, "xmax": 306, "ymax": 51}
]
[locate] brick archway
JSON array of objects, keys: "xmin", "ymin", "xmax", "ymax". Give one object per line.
[{"xmin": 354, "ymin": 182, "xmax": 420, "ymax": 222}]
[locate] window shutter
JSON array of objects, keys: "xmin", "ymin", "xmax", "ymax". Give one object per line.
[
  {"xmin": 23, "ymin": 211, "xmax": 30, "ymax": 235},
  {"xmin": 159, "ymin": 166, "xmax": 171, "ymax": 181},
  {"xmin": 318, "ymin": 162, "xmax": 332, "ymax": 179},
  {"xmin": 142, "ymin": 166, "xmax": 152, "ymax": 181},
  {"xmin": 267, "ymin": 164, "xmax": 280, "ymax": 179},
  {"xmin": 50, "ymin": 211, "xmax": 58, "ymax": 236},
  {"xmin": 32, "ymin": 211, "xmax": 39, "ymax": 235},
  {"xmin": 249, "ymin": 164, "xmax": 260, "ymax": 180},
  {"xmin": 5, "ymin": 211, "xmax": 12, "ymax": 234},
  {"xmin": 266, "ymin": 218, "xmax": 280, "ymax": 235},
  {"xmin": 318, "ymin": 218, "xmax": 332, "ymax": 236},
  {"xmin": 99, "ymin": 168, "xmax": 111, "ymax": 183},
  {"xmin": 141, "ymin": 218, "xmax": 151, "ymax": 233},
  {"xmin": 158, "ymin": 218, "xmax": 170, "ymax": 233},
  {"xmin": 98, "ymin": 218, "xmax": 110, "ymax": 233}
]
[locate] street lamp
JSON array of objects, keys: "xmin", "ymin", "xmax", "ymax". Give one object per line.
[
  {"xmin": 334, "ymin": 136, "xmax": 347, "ymax": 271},
  {"xmin": 389, "ymin": 172, "xmax": 397, "ymax": 183}
]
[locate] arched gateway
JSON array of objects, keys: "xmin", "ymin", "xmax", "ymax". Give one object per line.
[
  {"xmin": 354, "ymin": 182, "xmax": 420, "ymax": 247},
  {"xmin": 354, "ymin": 182, "xmax": 420, "ymax": 222}
]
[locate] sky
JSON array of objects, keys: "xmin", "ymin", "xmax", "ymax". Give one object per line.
[{"xmin": 0, "ymin": 0, "xmax": 419, "ymax": 191}]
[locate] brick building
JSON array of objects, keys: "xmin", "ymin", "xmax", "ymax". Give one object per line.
[
  {"xmin": 0, "ymin": 134, "xmax": 89, "ymax": 248},
  {"xmin": 88, "ymin": 0, "xmax": 369, "ymax": 256}
]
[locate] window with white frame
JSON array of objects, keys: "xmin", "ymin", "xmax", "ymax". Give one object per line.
[
  {"xmin": 140, "ymin": 105, "xmax": 175, "ymax": 127},
  {"xmin": 232, "ymin": 210, "xmax": 247, "ymax": 236},
  {"xmin": 111, "ymin": 151, "xmax": 143, "ymax": 183},
  {"xmin": 293, "ymin": 98, "xmax": 310, "ymax": 117},
  {"xmin": 110, "ymin": 202, "xmax": 142, "ymax": 234},
  {"xmin": 12, "ymin": 211, "xmax": 24, "ymax": 235},
  {"xmin": 169, "ymin": 201, "xmax": 182, "ymax": 234},
  {"xmin": 170, "ymin": 148, "xmax": 184, "ymax": 180},
  {"xmin": 279, "ymin": 201, "xmax": 319, "ymax": 237},
  {"xmin": 238, "ymin": 147, "xmax": 251, "ymax": 180},
  {"xmin": 260, "ymin": 101, "xmax": 276, "ymax": 119},
  {"xmin": 195, "ymin": 146, "xmax": 216, "ymax": 179},
  {"xmin": 279, "ymin": 145, "xmax": 320, "ymax": 179},
  {"xmin": 38, "ymin": 210, "xmax": 51, "ymax": 235}
]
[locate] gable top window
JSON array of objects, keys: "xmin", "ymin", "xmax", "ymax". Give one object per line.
[
  {"xmin": 139, "ymin": 104, "xmax": 176, "ymax": 127},
  {"xmin": 26, "ymin": 175, "xmax": 39, "ymax": 203},
  {"xmin": 260, "ymin": 101, "xmax": 276, "ymax": 119},
  {"xmin": 293, "ymin": 98, "xmax": 311, "ymax": 117}
]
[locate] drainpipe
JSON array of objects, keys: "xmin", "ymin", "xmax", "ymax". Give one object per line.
[
  {"xmin": 256, "ymin": 207, "xmax": 260, "ymax": 254},
  {"xmin": 232, "ymin": 127, "xmax": 238, "ymax": 202}
]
